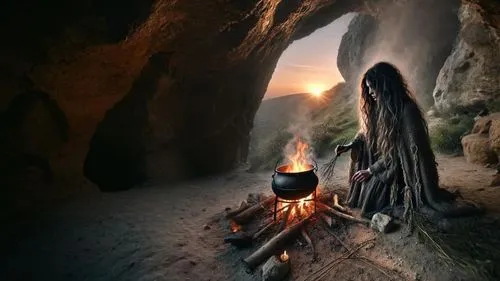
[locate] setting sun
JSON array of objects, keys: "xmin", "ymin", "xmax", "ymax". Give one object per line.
[{"xmin": 306, "ymin": 83, "xmax": 328, "ymax": 97}]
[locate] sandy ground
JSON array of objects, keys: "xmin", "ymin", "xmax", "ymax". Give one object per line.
[{"xmin": 1, "ymin": 155, "xmax": 499, "ymax": 281}]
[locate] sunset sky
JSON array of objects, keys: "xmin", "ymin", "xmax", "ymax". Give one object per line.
[{"xmin": 265, "ymin": 13, "xmax": 355, "ymax": 99}]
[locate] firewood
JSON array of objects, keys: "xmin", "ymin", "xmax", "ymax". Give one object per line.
[
  {"xmin": 243, "ymin": 214, "xmax": 313, "ymax": 270},
  {"xmin": 224, "ymin": 232, "xmax": 253, "ymax": 248},
  {"xmin": 233, "ymin": 196, "xmax": 275, "ymax": 224},
  {"xmin": 316, "ymin": 202, "xmax": 370, "ymax": 225},
  {"xmin": 225, "ymin": 201, "xmax": 249, "ymax": 218},
  {"xmin": 333, "ymin": 193, "xmax": 349, "ymax": 213},
  {"xmin": 252, "ymin": 221, "xmax": 275, "ymax": 240},
  {"xmin": 259, "ymin": 217, "xmax": 274, "ymax": 228},
  {"xmin": 301, "ymin": 227, "xmax": 316, "ymax": 261}
]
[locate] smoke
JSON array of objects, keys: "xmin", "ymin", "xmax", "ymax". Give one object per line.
[
  {"xmin": 357, "ymin": 0, "xmax": 460, "ymax": 108},
  {"xmin": 282, "ymin": 102, "xmax": 316, "ymax": 164}
]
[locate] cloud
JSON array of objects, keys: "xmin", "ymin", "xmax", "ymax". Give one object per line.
[{"xmin": 283, "ymin": 62, "xmax": 335, "ymax": 73}]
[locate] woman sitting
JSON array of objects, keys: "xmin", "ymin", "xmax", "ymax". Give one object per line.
[{"xmin": 336, "ymin": 62, "xmax": 480, "ymax": 219}]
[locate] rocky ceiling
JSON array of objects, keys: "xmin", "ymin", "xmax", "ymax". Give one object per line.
[{"xmin": 0, "ymin": 0, "xmax": 499, "ymax": 210}]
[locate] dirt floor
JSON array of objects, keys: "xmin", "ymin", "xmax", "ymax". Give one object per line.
[{"xmin": 1, "ymin": 154, "xmax": 499, "ymax": 281}]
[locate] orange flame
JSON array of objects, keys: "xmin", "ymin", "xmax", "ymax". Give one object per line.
[
  {"xmin": 278, "ymin": 138, "xmax": 317, "ymax": 220},
  {"xmin": 283, "ymin": 139, "xmax": 311, "ymax": 173}
]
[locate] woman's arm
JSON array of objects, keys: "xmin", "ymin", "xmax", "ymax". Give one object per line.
[{"xmin": 336, "ymin": 130, "xmax": 364, "ymax": 155}]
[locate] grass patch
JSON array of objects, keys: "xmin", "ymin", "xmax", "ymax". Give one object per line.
[
  {"xmin": 415, "ymin": 214, "xmax": 500, "ymax": 281},
  {"xmin": 249, "ymin": 85, "xmax": 359, "ymax": 170},
  {"xmin": 429, "ymin": 115, "xmax": 474, "ymax": 154}
]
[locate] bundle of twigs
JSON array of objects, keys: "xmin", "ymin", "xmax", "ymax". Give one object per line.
[{"xmin": 320, "ymin": 138, "xmax": 348, "ymax": 186}]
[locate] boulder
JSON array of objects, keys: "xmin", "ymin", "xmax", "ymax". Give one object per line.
[
  {"xmin": 432, "ymin": 2, "xmax": 500, "ymax": 115},
  {"xmin": 471, "ymin": 112, "xmax": 500, "ymax": 134},
  {"xmin": 490, "ymin": 119, "xmax": 500, "ymax": 161},
  {"xmin": 462, "ymin": 113, "xmax": 500, "ymax": 165},
  {"xmin": 461, "ymin": 134, "xmax": 498, "ymax": 165},
  {"xmin": 337, "ymin": 14, "xmax": 378, "ymax": 83}
]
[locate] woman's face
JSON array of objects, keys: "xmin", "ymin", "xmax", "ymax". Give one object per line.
[{"xmin": 366, "ymin": 79, "xmax": 376, "ymax": 101}]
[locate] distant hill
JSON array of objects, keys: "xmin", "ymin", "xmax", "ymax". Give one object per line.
[{"xmin": 248, "ymin": 83, "xmax": 359, "ymax": 170}]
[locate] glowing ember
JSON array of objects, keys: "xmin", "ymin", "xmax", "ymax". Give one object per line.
[
  {"xmin": 230, "ymin": 221, "xmax": 241, "ymax": 233},
  {"xmin": 283, "ymin": 138, "xmax": 311, "ymax": 173},
  {"xmin": 280, "ymin": 192, "xmax": 316, "ymax": 219},
  {"xmin": 280, "ymin": 250, "xmax": 289, "ymax": 262}
]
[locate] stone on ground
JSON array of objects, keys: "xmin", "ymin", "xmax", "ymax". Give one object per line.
[
  {"xmin": 371, "ymin": 213, "xmax": 394, "ymax": 233},
  {"xmin": 262, "ymin": 255, "xmax": 290, "ymax": 281}
]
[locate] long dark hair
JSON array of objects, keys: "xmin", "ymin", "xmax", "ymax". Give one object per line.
[{"xmin": 359, "ymin": 62, "xmax": 426, "ymax": 162}]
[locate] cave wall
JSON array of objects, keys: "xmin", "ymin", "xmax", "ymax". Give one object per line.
[
  {"xmin": 0, "ymin": 0, "xmax": 499, "ymax": 215},
  {"xmin": 433, "ymin": 0, "xmax": 500, "ymax": 115},
  {"xmin": 337, "ymin": 0, "xmax": 461, "ymax": 109},
  {"xmin": 0, "ymin": 0, "xmax": 366, "ymax": 213}
]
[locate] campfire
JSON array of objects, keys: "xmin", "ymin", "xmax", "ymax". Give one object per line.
[{"xmin": 222, "ymin": 137, "xmax": 371, "ymax": 278}]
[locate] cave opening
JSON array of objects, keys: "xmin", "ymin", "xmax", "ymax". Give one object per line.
[{"xmin": 249, "ymin": 0, "xmax": 461, "ymax": 173}]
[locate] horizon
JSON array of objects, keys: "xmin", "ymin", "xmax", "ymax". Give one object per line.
[{"xmin": 264, "ymin": 13, "xmax": 354, "ymax": 100}]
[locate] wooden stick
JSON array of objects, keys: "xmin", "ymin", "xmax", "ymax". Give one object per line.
[
  {"xmin": 267, "ymin": 204, "xmax": 288, "ymax": 217},
  {"xmin": 252, "ymin": 221, "xmax": 275, "ymax": 240},
  {"xmin": 233, "ymin": 196, "xmax": 275, "ymax": 224},
  {"xmin": 304, "ymin": 239, "xmax": 376, "ymax": 281},
  {"xmin": 259, "ymin": 217, "xmax": 274, "ymax": 228},
  {"xmin": 333, "ymin": 194, "xmax": 348, "ymax": 213},
  {"xmin": 243, "ymin": 214, "xmax": 313, "ymax": 270},
  {"xmin": 225, "ymin": 201, "xmax": 249, "ymax": 218},
  {"xmin": 316, "ymin": 202, "xmax": 370, "ymax": 225},
  {"xmin": 301, "ymin": 227, "xmax": 316, "ymax": 261}
]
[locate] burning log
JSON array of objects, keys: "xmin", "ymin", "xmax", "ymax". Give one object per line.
[
  {"xmin": 243, "ymin": 214, "xmax": 313, "ymax": 270},
  {"xmin": 316, "ymin": 201, "xmax": 370, "ymax": 225},
  {"xmin": 225, "ymin": 201, "xmax": 250, "ymax": 218},
  {"xmin": 301, "ymin": 227, "xmax": 316, "ymax": 261},
  {"xmin": 233, "ymin": 196, "xmax": 275, "ymax": 225}
]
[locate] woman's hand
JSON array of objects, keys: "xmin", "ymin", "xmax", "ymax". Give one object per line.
[
  {"xmin": 335, "ymin": 144, "xmax": 350, "ymax": 156},
  {"xmin": 352, "ymin": 169, "xmax": 372, "ymax": 183}
]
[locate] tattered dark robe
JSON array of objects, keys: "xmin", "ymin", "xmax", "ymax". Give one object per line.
[{"xmin": 347, "ymin": 102, "xmax": 479, "ymax": 218}]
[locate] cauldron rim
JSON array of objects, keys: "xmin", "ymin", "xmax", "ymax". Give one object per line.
[{"xmin": 275, "ymin": 163, "xmax": 316, "ymax": 175}]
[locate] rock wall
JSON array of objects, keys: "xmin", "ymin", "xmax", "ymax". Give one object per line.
[
  {"xmin": 433, "ymin": 1, "xmax": 500, "ymax": 115},
  {"xmin": 337, "ymin": 0, "xmax": 460, "ymax": 108},
  {"xmin": 0, "ymin": 0, "xmax": 367, "ymax": 213}
]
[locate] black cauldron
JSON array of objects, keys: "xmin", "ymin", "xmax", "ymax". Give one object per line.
[{"xmin": 271, "ymin": 161, "xmax": 319, "ymax": 200}]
